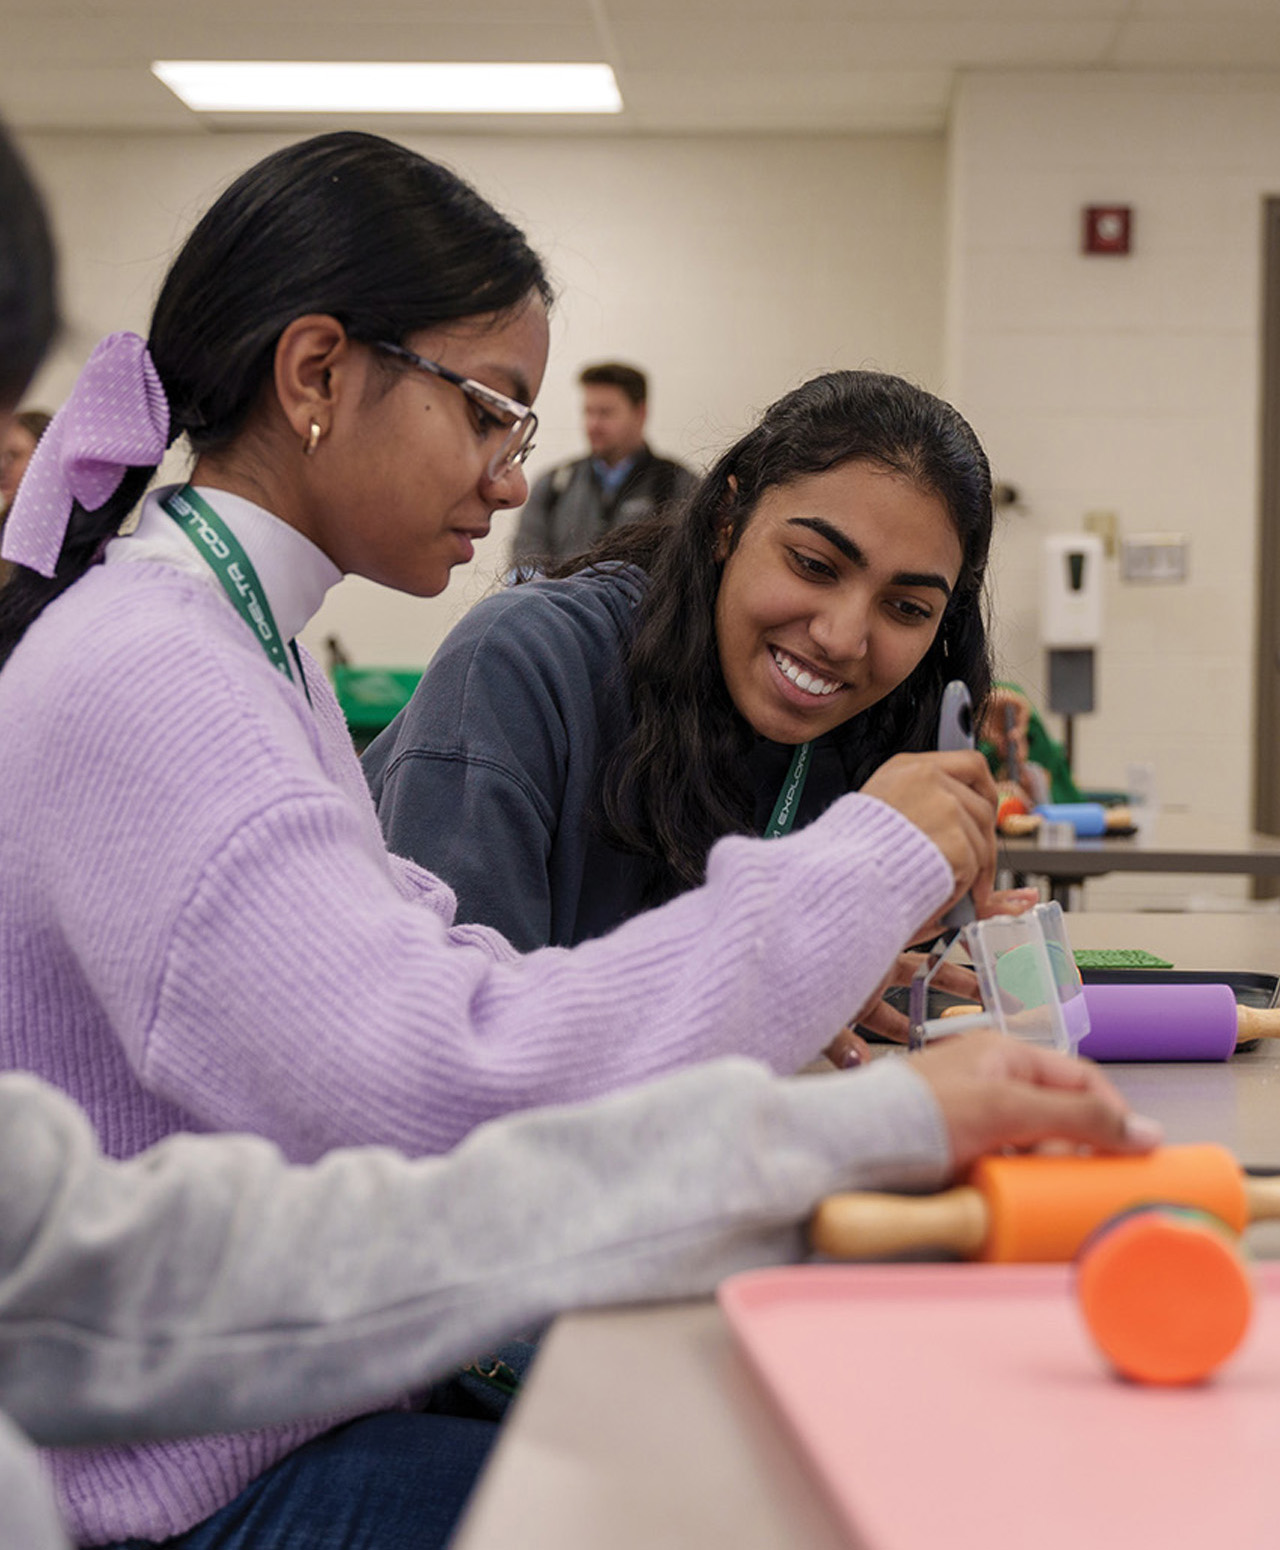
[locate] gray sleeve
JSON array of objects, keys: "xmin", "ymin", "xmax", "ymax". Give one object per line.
[
  {"xmin": 0, "ymin": 1411, "xmax": 70, "ymax": 1550},
  {"xmin": 510, "ymin": 470, "xmax": 557, "ymax": 566},
  {"xmin": 670, "ymin": 462, "xmax": 699, "ymax": 502},
  {"xmin": 376, "ymin": 756, "xmax": 556, "ymax": 952},
  {"xmin": 364, "ymin": 601, "xmax": 566, "ymax": 951},
  {"xmin": 0, "ymin": 1062, "xmax": 949, "ymax": 1447},
  {"xmin": 376, "ymin": 748, "xmax": 556, "ymax": 951}
]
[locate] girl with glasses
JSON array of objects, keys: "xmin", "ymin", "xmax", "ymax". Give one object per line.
[
  {"xmin": 367, "ymin": 369, "xmax": 1030, "ymax": 1044},
  {"xmin": 0, "ymin": 130, "xmax": 1138, "ymax": 1550}
]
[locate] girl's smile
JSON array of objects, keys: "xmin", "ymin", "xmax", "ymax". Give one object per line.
[
  {"xmin": 715, "ymin": 459, "xmax": 963, "ymax": 745},
  {"xmin": 769, "ymin": 644, "xmax": 848, "ymax": 701}
]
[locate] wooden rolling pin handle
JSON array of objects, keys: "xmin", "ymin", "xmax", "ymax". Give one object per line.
[
  {"xmin": 810, "ymin": 1185, "xmax": 989, "ymax": 1260},
  {"xmin": 1104, "ymin": 806, "xmax": 1132, "ymax": 830},
  {"xmin": 1243, "ymin": 1174, "xmax": 1280, "ymax": 1221},
  {"xmin": 1235, "ymin": 1005, "xmax": 1280, "ymax": 1044}
]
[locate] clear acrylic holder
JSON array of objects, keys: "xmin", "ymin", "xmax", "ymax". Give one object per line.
[{"xmin": 964, "ymin": 901, "xmax": 1089, "ymax": 1055}]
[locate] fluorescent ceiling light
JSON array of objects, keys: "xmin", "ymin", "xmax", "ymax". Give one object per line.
[{"xmin": 151, "ymin": 61, "xmax": 622, "ymax": 115}]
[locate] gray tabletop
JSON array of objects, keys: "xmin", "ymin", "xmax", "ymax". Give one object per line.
[
  {"xmin": 1001, "ymin": 810, "xmax": 1280, "ymax": 895},
  {"xmin": 454, "ymin": 911, "xmax": 1280, "ymax": 1550}
]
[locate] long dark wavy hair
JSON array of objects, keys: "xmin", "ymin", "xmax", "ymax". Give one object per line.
[
  {"xmin": 0, "ymin": 130, "xmax": 550, "ymax": 669},
  {"xmin": 548, "ymin": 370, "xmax": 995, "ymax": 898}
]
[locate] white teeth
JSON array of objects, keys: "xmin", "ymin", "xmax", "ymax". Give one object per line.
[{"xmin": 771, "ymin": 647, "xmax": 842, "ymax": 698}]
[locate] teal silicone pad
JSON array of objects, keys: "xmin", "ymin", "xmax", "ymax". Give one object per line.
[{"xmin": 1072, "ymin": 948, "xmax": 1174, "ymax": 970}]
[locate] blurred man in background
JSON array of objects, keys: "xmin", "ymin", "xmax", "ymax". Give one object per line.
[{"xmin": 512, "ymin": 361, "xmax": 695, "ymax": 568}]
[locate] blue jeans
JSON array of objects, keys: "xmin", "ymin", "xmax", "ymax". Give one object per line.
[{"xmin": 104, "ymin": 1410, "xmax": 499, "ymax": 1550}]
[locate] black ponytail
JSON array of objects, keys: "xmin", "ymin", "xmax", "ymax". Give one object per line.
[{"xmin": 0, "ymin": 131, "xmax": 550, "ymax": 670}]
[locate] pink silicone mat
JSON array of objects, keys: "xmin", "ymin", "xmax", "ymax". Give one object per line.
[{"xmin": 718, "ymin": 1262, "xmax": 1280, "ymax": 1549}]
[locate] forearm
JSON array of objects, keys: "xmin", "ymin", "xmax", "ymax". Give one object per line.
[
  {"xmin": 0, "ymin": 1062, "xmax": 948, "ymax": 1447},
  {"xmin": 135, "ymin": 790, "xmax": 951, "ymax": 1156}
]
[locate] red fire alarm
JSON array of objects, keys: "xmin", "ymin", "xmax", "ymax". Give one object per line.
[{"xmin": 1083, "ymin": 206, "xmax": 1132, "ymax": 255}]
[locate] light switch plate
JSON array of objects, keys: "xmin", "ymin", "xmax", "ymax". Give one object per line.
[{"xmin": 1120, "ymin": 534, "xmax": 1189, "ymax": 583}]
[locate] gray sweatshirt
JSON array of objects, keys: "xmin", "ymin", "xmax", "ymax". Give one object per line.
[{"xmin": 0, "ymin": 1059, "xmax": 948, "ymax": 1548}]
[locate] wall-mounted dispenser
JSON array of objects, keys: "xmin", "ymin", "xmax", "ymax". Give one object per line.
[{"xmin": 1041, "ymin": 533, "xmax": 1104, "ymax": 762}]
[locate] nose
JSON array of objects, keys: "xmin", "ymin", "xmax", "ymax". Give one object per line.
[
  {"xmin": 808, "ymin": 593, "xmax": 871, "ymax": 666},
  {"xmin": 482, "ymin": 459, "xmax": 530, "ymax": 510}
]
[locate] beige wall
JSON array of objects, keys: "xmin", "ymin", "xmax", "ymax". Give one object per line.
[
  {"xmin": 16, "ymin": 128, "xmax": 946, "ymax": 668},
  {"xmin": 947, "ymin": 70, "xmax": 1280, "ymax": 907},
  {"xmin": 24, "ymin": 91, "xmax": 1277, "ymax": 910}
]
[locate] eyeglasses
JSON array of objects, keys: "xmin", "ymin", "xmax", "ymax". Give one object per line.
[{"xmin": 374, "ymin": 341, "xmax": 538, "ymax": 482}]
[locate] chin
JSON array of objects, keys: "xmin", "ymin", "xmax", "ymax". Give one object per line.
[
  {"xmin": 748, "ymin": 708, "xmax": 814, "ymax": 745},
  {"xmin": 364, "ymin": 564, "xmax": 451, "ymax": 599}
]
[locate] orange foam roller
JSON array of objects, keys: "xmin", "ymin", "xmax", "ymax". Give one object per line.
[
  {"xmin": 975, "ymin": 1143, "xmax": 1245, "ymax": 1261},
  {"xmin": 809, "ymin": 1143, "xmax": 1275, "ymax": 1263},
  {"xmin": 1076, "ymin": 1206, "xmax": 1254, "ymax": 1385}
]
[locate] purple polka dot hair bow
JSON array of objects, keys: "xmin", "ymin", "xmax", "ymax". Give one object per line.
[{"xmin": 1, "ymin": 332, "xmax": 169, "ymax": 578}]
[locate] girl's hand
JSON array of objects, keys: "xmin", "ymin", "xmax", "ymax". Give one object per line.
[
  {"xmin": 980, "ymin": 686, "xmax": 1032, "ymax": 777},
  {"xmin": 861, "ymin": 750, "xmax": 999, "ymax": 932},
  {"xmin": 981, "ymin": 886, "xmax": 1039, "ymax": 918},
  {"xmin": 907, "ymin": 1029, "xmax": 1163, "ymax": 1173},
  {"xmin": 826, "ymin": 952, "xmax": 984, "ymax": 1057}
]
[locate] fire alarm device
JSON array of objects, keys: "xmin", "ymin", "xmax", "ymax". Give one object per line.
[{"xmin": 1083, "ymin": 206, "xmax": 1131, "ymax": 255}]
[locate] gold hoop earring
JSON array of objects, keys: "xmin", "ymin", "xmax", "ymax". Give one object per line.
[{"xmin": 303, "ymin": 420, "xmax": 322, "ymax": 457}]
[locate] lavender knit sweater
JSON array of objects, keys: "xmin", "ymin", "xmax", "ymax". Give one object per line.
[{"xmin": 0, "ymin": 550, "xmax": 950, "ymax": 1541}]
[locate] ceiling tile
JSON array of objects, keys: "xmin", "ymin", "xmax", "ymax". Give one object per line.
[
  {"xmin": 610, "ymin": 16, "xmax": 1122, "ymax": 72},
  {"xmin": 0, "ymin": 0, "xmax": 1276, "ymax": 135}
]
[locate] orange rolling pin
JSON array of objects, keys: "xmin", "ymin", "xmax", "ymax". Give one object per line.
[{"xmin": 809, "ymin": 1143, "xmax": 1280, "ymax": 1262}]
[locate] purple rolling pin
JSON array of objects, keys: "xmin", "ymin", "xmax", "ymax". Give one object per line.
[{"xmin": 1077, "ymin": 982, "xmax": 1241, "ymax": 1062}]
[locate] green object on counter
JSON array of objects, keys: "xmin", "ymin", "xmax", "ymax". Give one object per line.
[
  {"xmin": 333, "ymin": 665, "xmax": 424, "ymax": 745},
  {"xmin": 1072, "ymin": 948, "xmax": 1175, "ymax": 970}
]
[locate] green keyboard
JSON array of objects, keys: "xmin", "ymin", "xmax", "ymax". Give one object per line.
[{"xmin": 1072, "ymin": 948, "xmax": 1174, "ymax": 970}]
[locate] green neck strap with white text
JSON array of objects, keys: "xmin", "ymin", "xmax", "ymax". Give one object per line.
[
  {"xmin": 764, "ymin": 740, "xmax": 813, "ymax": 838},
  {"xmin": 160, "ymin": 485, "xmax": 308, "ymax": 699}
]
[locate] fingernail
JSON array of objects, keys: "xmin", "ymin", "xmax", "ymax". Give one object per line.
[
  {"xmin": 837, "ymin": 1046, "xmax": 864, "ymax": 1069},
  {"xmin": 1123, "ymin": 1113, "xmax": 1163, "ymax": 1147}
]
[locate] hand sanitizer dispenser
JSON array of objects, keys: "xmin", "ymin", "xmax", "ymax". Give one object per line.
[{"xmin": 1042, "ymin": 533, "xmax": 1102, "ymax": 720}]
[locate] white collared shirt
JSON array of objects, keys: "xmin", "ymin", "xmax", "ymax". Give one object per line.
[{"xmin": 104, "ymin": 484, "xmax": 341, "ymax": 643}]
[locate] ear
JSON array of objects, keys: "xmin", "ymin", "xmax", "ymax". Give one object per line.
[
  {"xmin": 713, "ymin": 473, "xmax": 739, "ymax": 561},
  {"xmin": 272, "ymin": 315, "xmax": 355, "ymax": 445}
]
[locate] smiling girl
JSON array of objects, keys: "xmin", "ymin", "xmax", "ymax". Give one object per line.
[{"xmin": 366, "ymin": 371, "xmax": 1002, "ymax": 1037}]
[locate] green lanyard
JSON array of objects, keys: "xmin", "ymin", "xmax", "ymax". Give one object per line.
[
  {"xmin": 764, "ymin": 740, "xmax": 813, "ymax": 838},
  {"xmin": 160, "ymin": 485, "xmax": 307, "ymax": 696}
]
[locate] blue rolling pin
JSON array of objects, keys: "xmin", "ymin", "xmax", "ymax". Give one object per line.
[{"xmin": 1034, "ymin": 802, "xmax": 1109, "ymax": 837}]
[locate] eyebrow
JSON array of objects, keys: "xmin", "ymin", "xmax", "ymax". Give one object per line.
[
  {"xmin": 477, "ymin": 364, "xmax": 533, "ymax": 407},
  {"xmin": 786, "ymin": 516, "xmax": 954, "ymax": 598}
]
